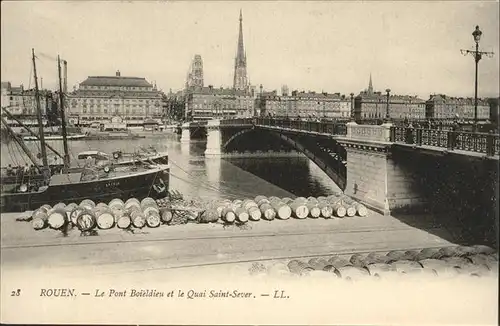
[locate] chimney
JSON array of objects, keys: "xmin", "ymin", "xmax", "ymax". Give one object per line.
[
  {"xmin": 63, "ymin": 60, "xmax": 68, "ymax": 93},
  {"xmin": 116, "ymin": 70, "xmax": 121, "ymax": 77}
]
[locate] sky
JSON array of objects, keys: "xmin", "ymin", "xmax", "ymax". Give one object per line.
[{"xmin": 1, "ymin": 1, "xmax": 499, "ymax": 99}]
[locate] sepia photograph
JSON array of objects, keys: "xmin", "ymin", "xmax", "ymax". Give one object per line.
[{"xmin": 0, "ymin": 0, "xmax": 499, "ymax": 324}]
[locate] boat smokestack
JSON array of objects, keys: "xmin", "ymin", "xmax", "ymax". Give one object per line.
[
  {"xmin": 63, "ymin": 60, "xmax": 68, "ymax": 93},
  {"xmin": 116, "ymin": 70, "xmax": 121, "ymax": 77}
]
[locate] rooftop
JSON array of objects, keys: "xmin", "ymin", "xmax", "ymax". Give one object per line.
[{"xmin": 80, "ymin": 76, "xmax": 153, "ymax": 88}]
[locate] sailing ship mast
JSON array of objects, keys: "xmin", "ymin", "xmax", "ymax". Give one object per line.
[
  {"xmin": 32, "ymin": 48, "xmax": 50, "ymax": 181},
  {"xmin": 57, "ymin": 55, "xmax": 70, "ymax": 171}
]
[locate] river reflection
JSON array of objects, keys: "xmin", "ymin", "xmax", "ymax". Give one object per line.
[{"xmin": 1, "ymin": 133, "xmax": 341, "ymax": 201}]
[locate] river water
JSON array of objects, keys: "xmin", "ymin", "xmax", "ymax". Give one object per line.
[{"xmin": 1, "ymin": 132, "xmax": 341, "ymax": 202}]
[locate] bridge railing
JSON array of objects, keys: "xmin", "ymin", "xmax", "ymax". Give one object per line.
[
  {"xmin": 390, "ymin": 127, "xmax": 500, "ymax": 157},
  {"xmin": 219, "ymin": 118, "xmax": 254, "ymax": 126},
  {"xmin": 254, "ymin": 118, "xmax": 347, "ymax": 136}
]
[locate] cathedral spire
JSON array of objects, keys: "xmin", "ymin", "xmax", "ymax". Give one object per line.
[{"xmin": 233, "ymin": 10, "xmax": 248, "ymax": 91}]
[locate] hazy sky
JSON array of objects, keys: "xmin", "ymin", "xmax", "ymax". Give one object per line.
[{"xmin": 1, "ymin": 1, "xmax": 499, "ymax": 99}]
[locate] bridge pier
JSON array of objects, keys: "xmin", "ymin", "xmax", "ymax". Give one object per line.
[
  {"xmin": 180, "ymin": 123, "xmax": 191, "ymax": 143},
  {"xmin": 205, "ymin": 120, "xmax": 222, "ymax": 157},
  {"xmin": 339, "ymin": 122, "xmax": 427, "ymax": 215}
]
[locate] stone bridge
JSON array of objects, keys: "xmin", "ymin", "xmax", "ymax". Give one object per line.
[{"xmin": 180, "ymin": 118, "xmax": 499, "ymax": 246}]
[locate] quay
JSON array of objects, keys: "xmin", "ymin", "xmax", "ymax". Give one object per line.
[{"xmin": 0, "ymin": 208, "xmax": 487, "ymax": 277}]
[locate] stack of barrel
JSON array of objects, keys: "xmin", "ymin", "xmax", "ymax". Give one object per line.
[
  {"xmin": 206, "ymin": 192, "xmax": 368, "ymax": 225},
  {"xmin": 28, "ymin": 192, "xmax": 369, "ymax": 231},
  {"xmin": 30, "ymin": 197, "xmax": 166, "ymax": 232}
]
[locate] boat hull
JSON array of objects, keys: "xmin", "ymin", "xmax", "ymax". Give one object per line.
[
  {"xmin": 1, "ymin": 153, "xmax": 169, "ymax": 188},
  {"xmin": 1, "ymin": 166, "xmax": 169, "ymax": 213}
]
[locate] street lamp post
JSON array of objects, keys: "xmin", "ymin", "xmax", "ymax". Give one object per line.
[
  {"xmin": 461, "ymin": 25, "xmax": 495, "ymax": 132},
  {"xmin": 385, "ymin": 89, "xmax": 391, "ymax": 121},
  {"xmin": 350, "ymin": 93, "xmax": 355, "ymax": 121}
]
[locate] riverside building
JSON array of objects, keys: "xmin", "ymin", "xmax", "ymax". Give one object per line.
[{"xmin": 67, "ymin": 71, "xmax": 164, "ymax": 126}]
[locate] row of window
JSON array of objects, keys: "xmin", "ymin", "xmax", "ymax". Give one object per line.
[
  {"xmin": 81, "ymin": 108, "xmax": 161, "ymax": 114},
  {"xmin": 80, "ymin": 86, "xmax": 153, "ymax": 91}
]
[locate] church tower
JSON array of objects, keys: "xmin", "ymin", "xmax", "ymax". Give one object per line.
[
  {"xmin": 186, "ymin": 54, "xmax": 204, "ymax": 89},
  {"xmin": 367, "ymin": 73, "xmax": 374, "ymax": 94},
  {"xmin": 233, "ymin": 10, "xmax": 249, "ymax": 92}
]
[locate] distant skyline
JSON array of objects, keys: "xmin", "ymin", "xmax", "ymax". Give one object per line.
[{"xmin": 1, "ymin": 1, "xmax": 499, "ymax": 99}]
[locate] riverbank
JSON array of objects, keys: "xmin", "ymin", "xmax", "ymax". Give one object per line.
[{"xmin": 0, "ymin": 209, "xmax": 471, "ymax": 276}]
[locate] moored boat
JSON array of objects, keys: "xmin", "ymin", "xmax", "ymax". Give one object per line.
[
  {"xmin": 22, "ymin": 133, "xmax": 87, "ymax": 141},
  {"xmin": 1, "ymin": 164, "xmax": 169, "ymax": 212}
]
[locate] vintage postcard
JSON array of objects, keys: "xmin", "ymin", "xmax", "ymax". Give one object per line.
[{"xmin": 0, "ymin": 1, "xmax": 498, "ymax": 325}]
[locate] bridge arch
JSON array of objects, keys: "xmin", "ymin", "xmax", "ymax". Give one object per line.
[
  {"xmin": 222, "ymin": 127, "xmax": 347, "ymax": 190},
  {"xmin": 222, "ymin": 128, "xmax": 255, "ymax": 149}
]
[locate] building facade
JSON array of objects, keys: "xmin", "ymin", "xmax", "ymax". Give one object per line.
[
  {"xmin": 425, "ymin": 94, "xmax": 490, "ymax": 120},
  {"xmin": 1, "ymin": 82, "xmax": 50, "ymax": 117},
  {"xmin": 354, "ymin": 75, "xmax": 426, "ymax": 120},
  {"xmin": 68, "ymin": 71, "xmax": 164, "ymax": 125},
  {"xmin": 185, "ymin": 86, "xmax": 254, "ymax": 121},
  {"xmin": 259, "ymin": 90, "xmax": 352, "ymax": 119}
]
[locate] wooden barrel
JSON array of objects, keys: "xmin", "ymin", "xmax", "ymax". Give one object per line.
[
  {"xmin": 125, "ymin": 198, "xmax": 141, "ymax": 211},
  {"xmin": 345, "ymin": 204, "xmax": 357, "ymax": 217},
  {"xmin": 40, "ymin": 204, "xmax": 52, "ymax": 211},
  {"xmin": 234, "ymin": 207, "xmax": 249, "ymax": 223},
  {"xmin": 96, "ymin": 202, "xmax": 108, "ymax": 210},
  {"xmin": 160, "ymin": 208, "xmax": 173, "ymax": 224},
  {"xmin": 248, "ymin": 206, "xmax": 262, "ymax": 221},
  {"xmin": 222, "ymin": 207, "xmax": 236, "ymax": 223},
  {"xmin": 199, "ymin": 208, "xmax": 219, "ymax": 223},
  {"xmin": 53, "ymin": 202, "xmax": 66, "ymax": 210},
  {"xmin": 268, "ymin": 196, "xmax": 280, "ymax": 202},
  {"xmin": 70, "ymin": 207, "xmax": 86, "ymax": 225},
  {"xmin": 257, "ymin": 198, "xmax": 270, "ymax": 206},
  {"xmin": 76, "ymin": 209, "xmax": 97, "ymax": 232},
  {"xmin": 108, "ymin": 198, "xmax": 125, "ymax": 210},
  {"xmin": 143, "ymin": 205, "xmax": 160, "ymax": 217},
  {"xmin": 328, "ymin": 196, "xmax": 342, "ymax": 206},
  {"xmin": 294, "ymin": 197, "xmax": 308, "ymax": 204},
  {"xmin": 111, "ymin": 208, "xmax": 124, "ymax": 219},
  {"xmin": 145, "ymin": 211, "xmax": 161, "ymax": 228},
  {"xmin": 281, "ymin": 197, "xmax": 293, "ymax": 204},
  {"xmin": 80, "ymin": 199, "xmax": 96, "ymax": 210},
  {"xmin": 317, "ymin": 196, "xmax": 327, "ymax": 202},
  {"xmin": 355, "ymin": 203, "xmax": 368, "ymax": 217},
  {"xmin": 307, "ymin": 203, "xmax": 321, "ymax": 218},
  {"xmin": 318, "ymin": 202, "xmax": 333, "ymax": 218},
  {"xmin": 63, "ymin": 203, "xmax": 77, "ymax": 221},
  {"xmin": 288, "ymin": 259, "xmax": 313, "ymax": 275},
  {"xmin": 289, "ymin": 201, "xmax": 309, "ymax": 219},
  {"xmin": 214, "ymin": 203, "xmax": 228, "ymax": 219},
  {"xmin": 96, "ymin": 209, "xmax": 115, "ymax": 230},
  {"xmin": 116, "ymin": 211, "xmax": 132, "ymax": 229},
  {"xmin": 254, "ymin": 195, "xmax": 267, "ymax": 204},
  {"xmin": 259, "ymin": 203, "xmax": 276, "ymax": 221},
  {"xmin": 307, "ymin": 197, "xmax": 319, "ymax": 205},
  {"xmin": 47, "ymin": 208, "xmax": 68, "ymax": 229},
  {"xmin": 140, "ymin": 197, "xmax": 157, "ymax": 209},
  {"xmin": 326, "ymin": 194, "xmax": 338, "ymax": 202},
  {"xmin": 32, "ymin": 210, "xmax": 48, "ymax": 230},
  {"xmin": 242, "ymin": 199, "xmax": 258, "ymax": 211},
  {"xmin": 130, "ymin": 210, "xmax": 146, "ymax": 228},
  {"xmin": 270, "ymin": 201, "xmax": 291, "ymax": 220},
  {"xmin": 332, "ymin": 202, "xmax": 347, "ymax": 218}
]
